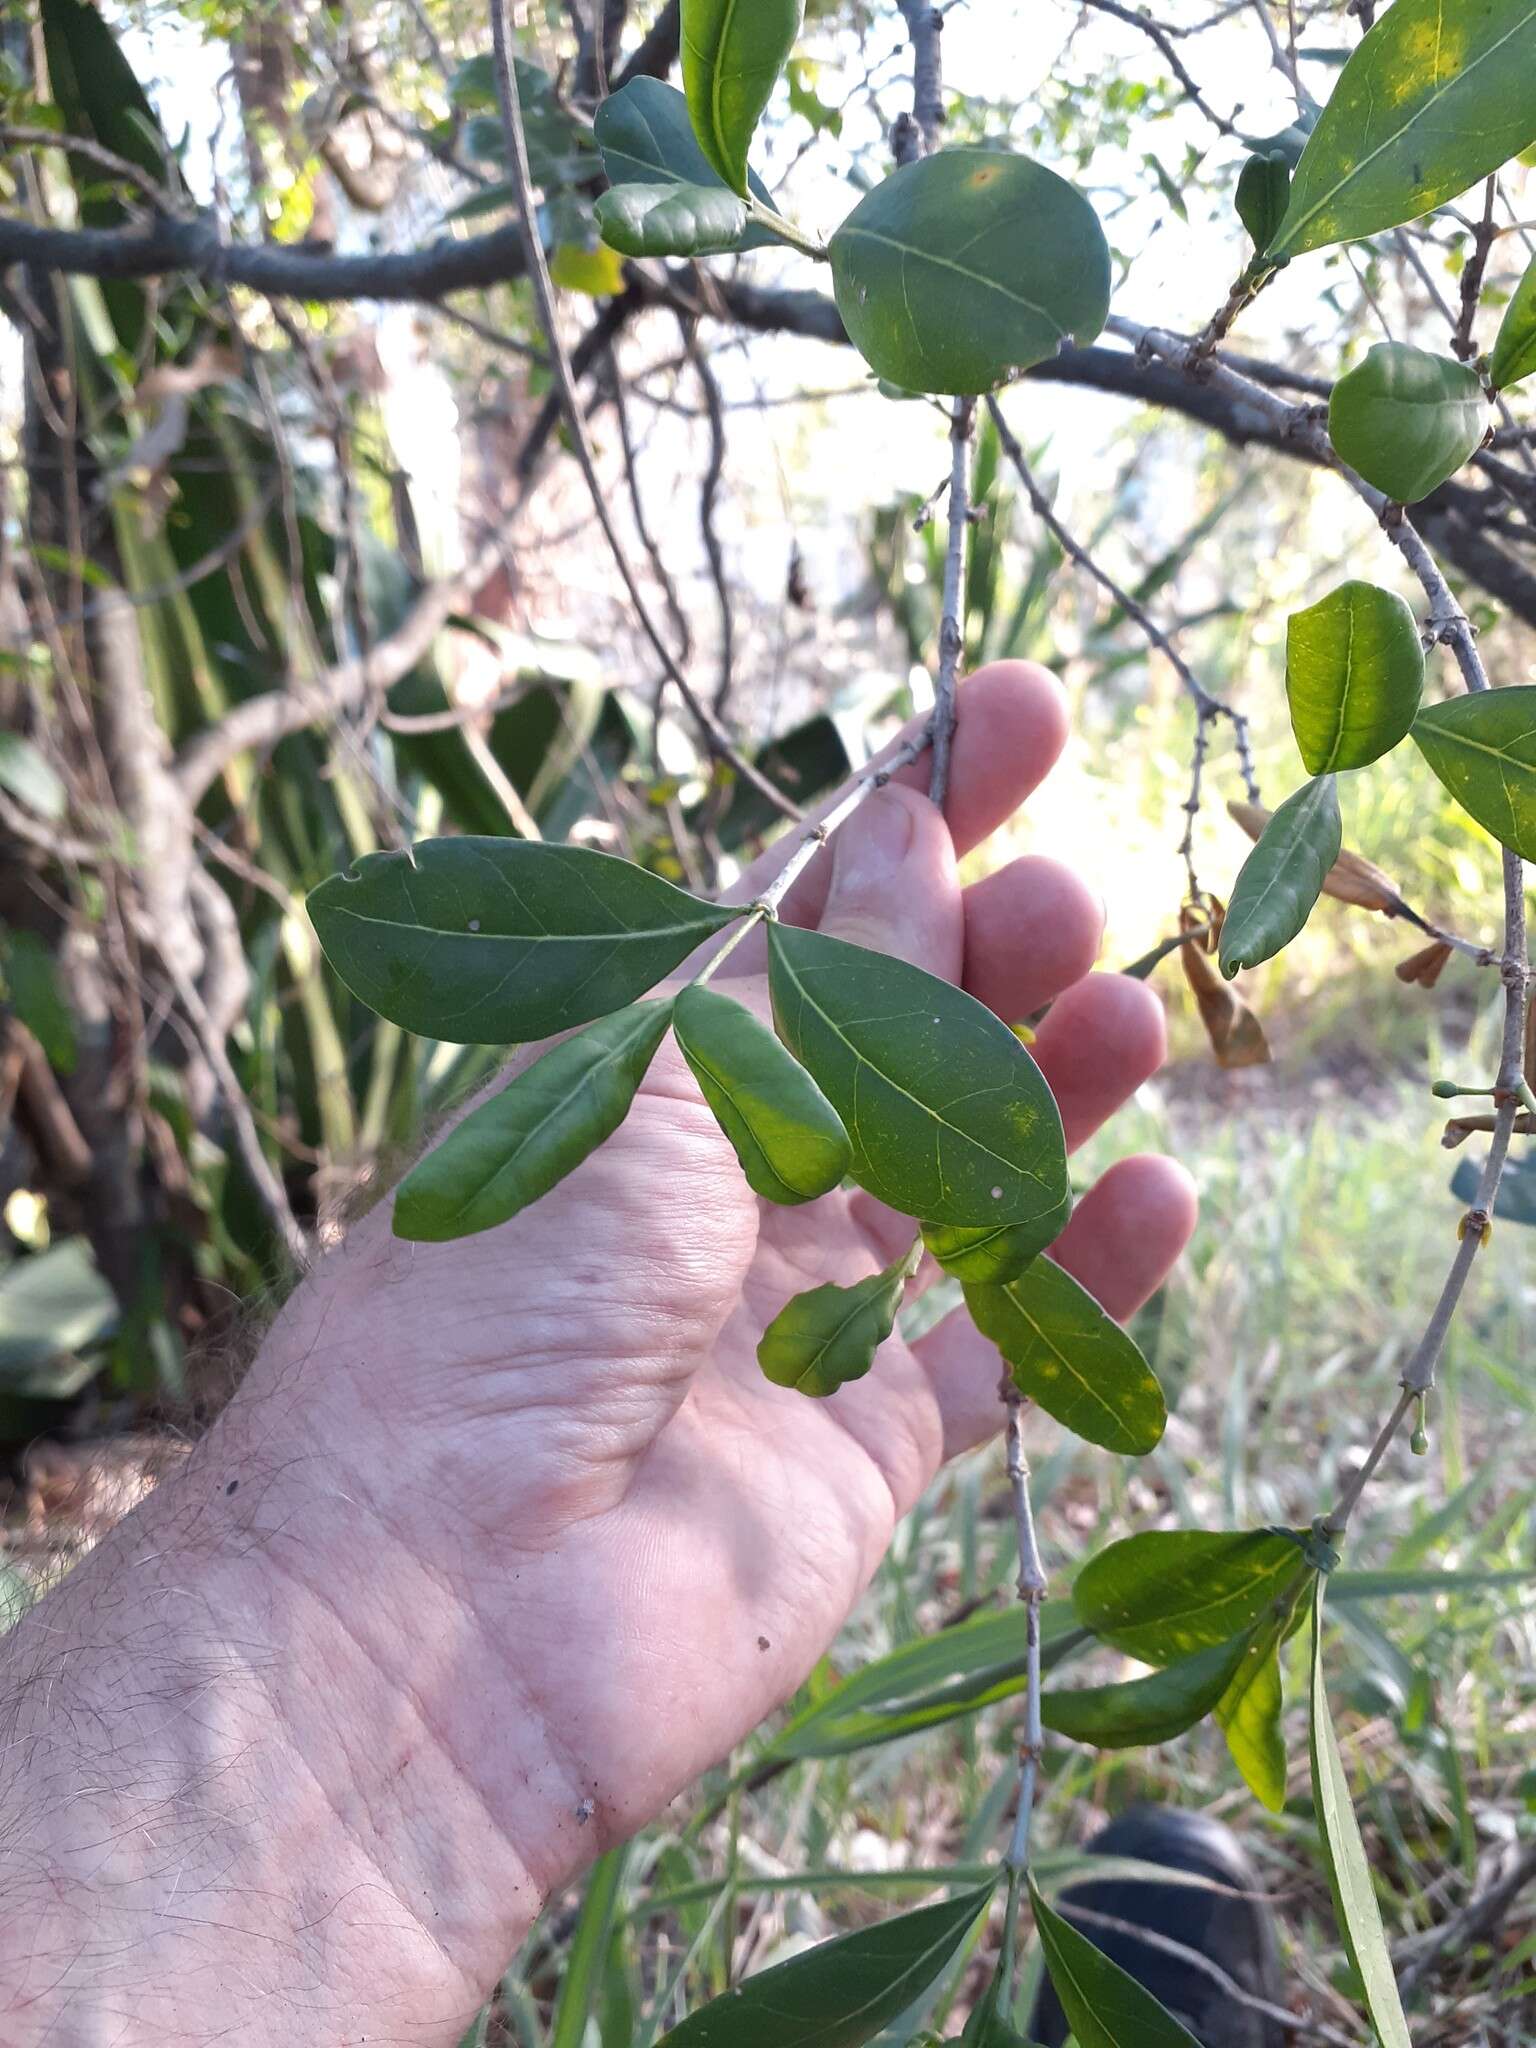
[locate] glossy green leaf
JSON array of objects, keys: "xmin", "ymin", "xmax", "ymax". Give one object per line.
[
  {"xmin": 673, "ymin": 983, "xmax": 850, "ymax": 1204},
  {"xmin": 1235, "ymin": 151, "xmax": 1289, "ymax": 253},
  {"xmin": 655, "ymin": 1879, "xmax": 996, "ymax": 2047},
  {"xmin": 767, "ymin": 922, "xmax": 1069, "ymax": 1234},
  {"xmin": 308, "ymin": 839, "xmax": 739, "ymax": 1044},
  {"xmin": 1269, "ymin": 0, "xmax": 1536, "ymax": 259},
  {"xmin": 595, "ymin": 180, "xmax": 750, "ymax": 257},
  {"xmin": 963, "ymin": 1260, "xmax": 1166, "ymax": 1456},
  {"xmin": 1328, "ymin": 343, "xmax": 1487, "ymax": 504},
  {"xmin": 1309, "ymin": 1582, "xmax": 1413, "ymax": 2048},
  {"xmin": 1412, "ymin": 685, "xmax": 1536, "ymax": 861},
  {"xmin": 829, "ymin": 150, "xmax": 1111, "ymax": 396},
  {"xmin": 394, "ymin": 1001, "xmax": 673, "ymax": 1241},
  {"xmin": 1029, "ymin": 1881, "xmax": 1200, "ymax": 2048},
  {"xmin": 1073, "ymin": 1528, "xmax": 1309, "ymax": 1666},
  {"xmin": 921, "ymin": 1219, "xmax": 1039, "ymax": 1286},
  {"xmin": 1286, "ymin": 581, "xmax": 1424, "ymax": 774},
  {"xmin": 758, "ymin": 1247, "xmax": 915, "ymax": 1397},
  {"xmin": 0, "ymin": 734, "xmax": 66, "ymax": 821},
  {"xmin": 1489, "ymin": 252, "xmax": 1536, "ymax": 390},
  {"xmin": 593, "ymin": 77, "xmax": 776, "ymax": 246},
  {"xmin": 0, "ymin": 927, "xmax": 76, "ymax": 1073},
  {"xmin": 1214, "ymin": 1630, "xmax": 1288, "ymax": 1811},
  {"xmin": 681, "ymin": 0, "xmax": 803, "ymax": 195},
  {"xmin": 1218, "ymin": 776, "xmax": 1342, "ymax": 978},
  {"xmin": 1041, "ymin": 1632, "xmax": 1252, "ymax": 1750}
]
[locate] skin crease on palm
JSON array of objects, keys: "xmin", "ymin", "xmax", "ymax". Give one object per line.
[{"xmin": 0, "ymin": 661, "xmax": 1197, "ymax": 2042}]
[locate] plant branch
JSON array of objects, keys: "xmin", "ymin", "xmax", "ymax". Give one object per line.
[
  {"xmin": 1075, "ymin": 0, "xmax": 1239, "ymax": 136},
  {"xmin": 895, "ymin": 2, "xmax": 945, "ymax": 156},
  {"xmin": 930, "ymin": 398, "xmax": 976, "ymax": 806}
]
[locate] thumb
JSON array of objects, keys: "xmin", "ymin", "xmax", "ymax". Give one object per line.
[{"xmin": 816, "ymin": 782, "xmax": 963, "ymax": 981}]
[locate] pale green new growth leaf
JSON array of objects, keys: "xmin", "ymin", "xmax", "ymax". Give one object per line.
[
  {"xmin": 1490, "ymin": 253, "xmax": 1536, "ymax": 391},
  {"xmin": 921, "ymin": 1218, "xmax": 1039, "ymax": 1286},
  {"xmin": 307, "ymin": 838, "xmax": 739, "ymax": 1044},
  {"xmin": 767, "ymin": 921, "xmax": 1069, "ymax": 1234},
  {"xmin": 1074, "ymin": 1528, "xmax": 1310, "ymax": 1665},
  {"xmin": 596, "ymin": 180, "xmax": 750, "ymax": 257},
  {"xmin": 757, "ymin": 1247, "xmax": 914, "ymax": 1397},
  {"xmin": 1328, "ymin": 344, "xmax": 1487, "ymax": 505},
  {"xmin": 672, "ymin": 983, "xmax": 850, "ymax": 1204},
  {"xmin": 829, "ymin": 150, "xmax": 1110, "ymax": 396},
  {"xmin": 1413, "ymin": 684, "xmax": 1536, "ymax": 862},
  {"xmin": 1270, "ymin": 0, "xmax": 1536, "ymax": 259},
  {"xmin": 1215, "ymin": 1630, "xmax": 1288, "ymax": 1811},
  {"xmin": 681, "ymin": 0, "xmax": 803, "ymax": 195},
  {"xmin": 655, "ymin": 1879, "xmax": 996, "ymax": 2046},
  {"xmin": 394, "ymin": 1001, "xmax": 673, "ymax": 1241},
  {"xmin": 1042, "ymin": 1633, "xmax": 1252, "ymax": 1749},
  {"xmin": 964, "ymin": 1259, "xmax": 1166, "ymax": 1455},
  {"xmin": 1030, "ymin": 1882, "xmax": 1201, "ymax": 2048},
  {"xmin": 1219, "ymin": 777, "xmax": 1342, "ymax": 978},
  {"xmin": 593, "ymin": 77, "xmax": 777, "ymax": 246},
  {"xmin": 1309, "ymin": 1582, "xmax": 1413, "ymax": 2048},
  {"xmin": 1287, "ymin": 579, "xmax": 1424, "ymax": 774}
]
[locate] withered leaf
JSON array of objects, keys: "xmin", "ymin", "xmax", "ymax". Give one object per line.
[
  {"xmin": 1396, "ymin": 940, "xmax": 1453, "ymax": 988},
  {"xmin": 1180, "ymin": 901, "xmax": 1271, "ymax": 1069}
]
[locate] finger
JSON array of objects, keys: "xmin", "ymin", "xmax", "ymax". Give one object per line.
[
  {"xmin": 815, "ymin": 781, "xmax": 962, "ymax": 979},
  {"xmin": 913, "ymin": 1154, "xmax": 1198, "ymax": 1459},
  {"xmin": 960, "ymin": 856, "xmax": 1104, "ymax": 1026},
  {"xmin": 1029, "ymin": 974, "xmax": 1167, "ymax": 1152}
]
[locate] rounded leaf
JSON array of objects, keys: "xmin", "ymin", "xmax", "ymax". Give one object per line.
[
  {"xmin": 1073, "ymin": 1527, "xmax": 1311, "ymax": 1665},
  {"xmin": 1218, "ymin": 776, "xmax": 1343, "ymax": 978},
  {"xmin": 829, "ymin": 150, "xmax": 1111, "ymax": 396},
  {"xmin": 757, "ymin": 1249, "xmax": 912, "ymax": 1398},
  {"xmin": 672, "ymin": 983, "xmax": 850, "ymax": 1204},
  {"xmin": 594, "ymin": 76, "xmax": 778, "ymax": 247},
  {"xmin": 596, "ymin": 180, "xmax": 750, "ymax": 257},
  {"xmin": 1490, "ymin": 253, "xmax": 1536, "ymax": 392},
  {"xmin": 681, "ymin": 0, "xmax": 803, "ymax": 196},
  {"xmin": 1412, "ymin": 684, "xmax": 1536, "ymax": 861},
  {"xmin": 1286, "ymin": 579, "xmax": 1424, "ymax": 773},
  {"xmin": 1235, "ymin": 151, "xmax": 1289, "ymax": 254},
  {"xmin": 1328, "ymin": 343, "xmax": 1487, "ymax": 504}
]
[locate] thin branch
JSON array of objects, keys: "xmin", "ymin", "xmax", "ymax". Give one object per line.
[
  {"xmin": 1075, "ymin": 0, "xmax": 1239, "ymax": 135},
  {"xmin": 895, "ymin": 2, "xmax": 945, "ymax": 155},
  {"xmin": 1453, "ymin": 177, "xmax": 1500, "ymax": 362},
  {"xmin": 930, "ymin": 398, "xmax": 976, "ymax": 806}
]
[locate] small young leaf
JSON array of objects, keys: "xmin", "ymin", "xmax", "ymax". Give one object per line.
[
  {"xmin": 963, "ymin": 1260, "xmax": 1166, "ymax": 1456},
  {"xmin": 1412, "ymin": 685, "xmax": 1536, "ymax": 862},
  {"xmin": 829, "ymin": 150, "xmax": 1110, "ymax": 396},
  {"xmin": 757, "ymin": 1246, "xmax": 915, "ymax": 1397},
  {"xmin": 593, "ymin": 76, "xmax": 777, "ymax": 245},
  {"xmin": 1235, "ymin": 151, "xmax": 1289, "ymax": 253},
  {"xmin": 394, "ymin": 1001, "xmax": 674, "ymax": 1241},
  {"xmin": 595, "ymin": 180, "xmax": 750, "ymax": 257},
  {"xmin": 1328, "ymin": 343, "xmax": 1487, "ymax": 504},
  {"xmin": 1489, "ymin": 252, "xmax": 1536, "ymax": 391},
  {"xmin": 1042, "ymin": 1632, "xmax": 1253, "ymax": 1750},
  {"xmin": 1073, "ymin": 1528, "xmax": 1310, "ymax": 1665},
  {"xmin": 1029, "ymin": 1880, "xmax": 1201, "ymax": 2048},
  {"xmin": 1286, "ymin": 580, "xmax": 1424, "ymax": 774},
  {"xmin": 1268, "ymin": 0, "xmax": 1536, "ymax": 260},
  {"xmin": 767, "ymin": 922, "xmax": 1069, "ymax": 1236},
  {"xmin": 672, "ymin": 983, "xmax": 850, "ymax": 1204},
  {"xmin": 0, "ymin": 927, "xmax": 77, "ymax": 1074},
  {"xmin": 921, "ymin": 1218, "xmax": 1039, "ymax": 1286},
  {"xmin": 1218, "ymin": 776, "xmax": 1342, "ymax": 979},
  {"xmin": 1309, "ymin": 1582, "xmax": 1413, "ymax": 2048},
  {"xmin": 0, "ymin": 733, "xmax": 66, "ymax": 822},
  {"xmin": 1214, "ymin": 1630, "xmax": 1288, "ymax": 1811},
  {"xmin": 654, "ymin": 1879, "xmax": 997, "ymax": 2046},
  {"xmin": 681, "ymin": 0, "xmax": 803, "ymax": 196},
  {"xmin": 308, "ymin": 839, "xmax": 739, "ymax": 1044},
  {"xmin": 960, "ymin": 1966, "xmax": 1034, "ymax": 2046}
]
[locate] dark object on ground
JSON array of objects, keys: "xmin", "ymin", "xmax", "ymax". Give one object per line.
[{"xmin": 1028, "ymin": 1804, "xmax": 1285, "ymax": 2047}]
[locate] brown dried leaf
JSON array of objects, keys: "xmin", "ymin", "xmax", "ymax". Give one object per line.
[
  {"xmin": 1180, "ymin": 901, "xmax": 1271, "ymax": 1068},
  {"xmin": 1227, "ymin": 799, "xmax": 1405, "ymax": 913},
  {"xmin": 1396, "ymin": 940, "xmax": 1454, "ymax": 988}
]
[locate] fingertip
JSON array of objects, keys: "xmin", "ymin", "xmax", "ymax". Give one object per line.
[
  {"xmin": 962, "ymin": 855, "xmax": 1104, "ymax": 1022},
  {"xmin": 1030, "ymin": 972, "xmax": 1168, "ymax": 1150},
  {"xmin": 1053, "ymin": 1152, "xmax": 1199, "ymax": 1320},
  {"xmin": 890, "ymin": 661, "xmax": 1071, "ymax": 855}
]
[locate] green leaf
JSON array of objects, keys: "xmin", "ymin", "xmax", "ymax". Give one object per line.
[
  {"xmin": 921, "ymin": 1219, "xmax": 1039, "ymax": 1286},
  {"xmin": 960, "ymin": 1967, "xmax": 1034, "ymax": 2046},
  {"xmin": 393, "ymin": 1001, "xmax": 673, "ymax": 1242},
  {"xmin": 828, "ymin": 150, "xmax": 1111, "ymax": 397},
  {"xmin": 1412, "ymin": 684, "xmax": 1536, "ymax": 861},
  {"xmin": 680, "ymin": 0, "xmax": 803, "ymax": 195},
  {"xmin": 1489, "ymin": 252, "xmax": 1536, "ymax": 391},
  {"xmin": 1328, "ymin": 343, "xmax": 1487, "ymax": 504},
  {"xmin": 757, "ymin": 1246, "xmax": 915, "ymax": 1397},
  {"xmin": 0, "ymin": 734, "xmax": 66, "ymax": 821},
  {"xmin": 549, "ymin": 240, "xmax": 625, "ymax": 296},
  {"xmin": 1214, "ymin": 1630, "xmax": 1288, "ymax": 1811},
  {"xmin": 308, "ymin": 839, "xmax": 739, "ymax": 1044},
  {"xmin": 0, "ymin": 928, "xmax": 76, "ymax": 1073},
  {"xmin": 593, "ymin": 77, "xmax": 776, "ymax": 245},
  {"xmin": 595, "ymin": 180, "xmax": 751, "ymax": 257},
  {"xmin": 1073, "ymin": 1528, "xmax": 1310, "ymax": 1666},
  {"xmin": 1286, "ymin": 579, "xmax": 1425, "ymax": 774},
  {"xmin": 1269, "ymin": 0, "xmax": 1536, "ymax": 260},
  {"xmin": 1452, "ymin": 1150, "xmax": 1536, "ymax": 1225},
  {"xmin": 767, "ymin": 922, "xmax": 1069, "ymax": 1235},
  {"xmin": 1041, "ymin": 1633, "xmax": 1253, "ymax": 1750},
  {"xmin": 963, "ymin": 1260, "xmax": 1165, "ymax": 1456},
  {"xmin": 1235, "ymin": 151, "xmax": 1289, "ymax": 254},
  {"xmin": 673, "ymin": 984, "xmax": 850, "ymax": 1204},
  {"xmin": 654, "ymin": 1880, "xmax": 996, "ymax": 2047},
  {"xmin": 1309, "ymin": 1581, "xmax": 1413, "ymax": 2048},
  {"xmin": 550, "ymin": 1848, "xmax": 631, "ymax": 2048},
  {"xmin": 1029, "ymin": 1881, "xmax": 1200, "ymax": 2048},
  {"xmin": 1218, "ymin": 776, "xmax": 1342, "ymax": 978},
  {"xmin": 0, "ymin": 1238, "xmax": 117, "ymax": 1385}
]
